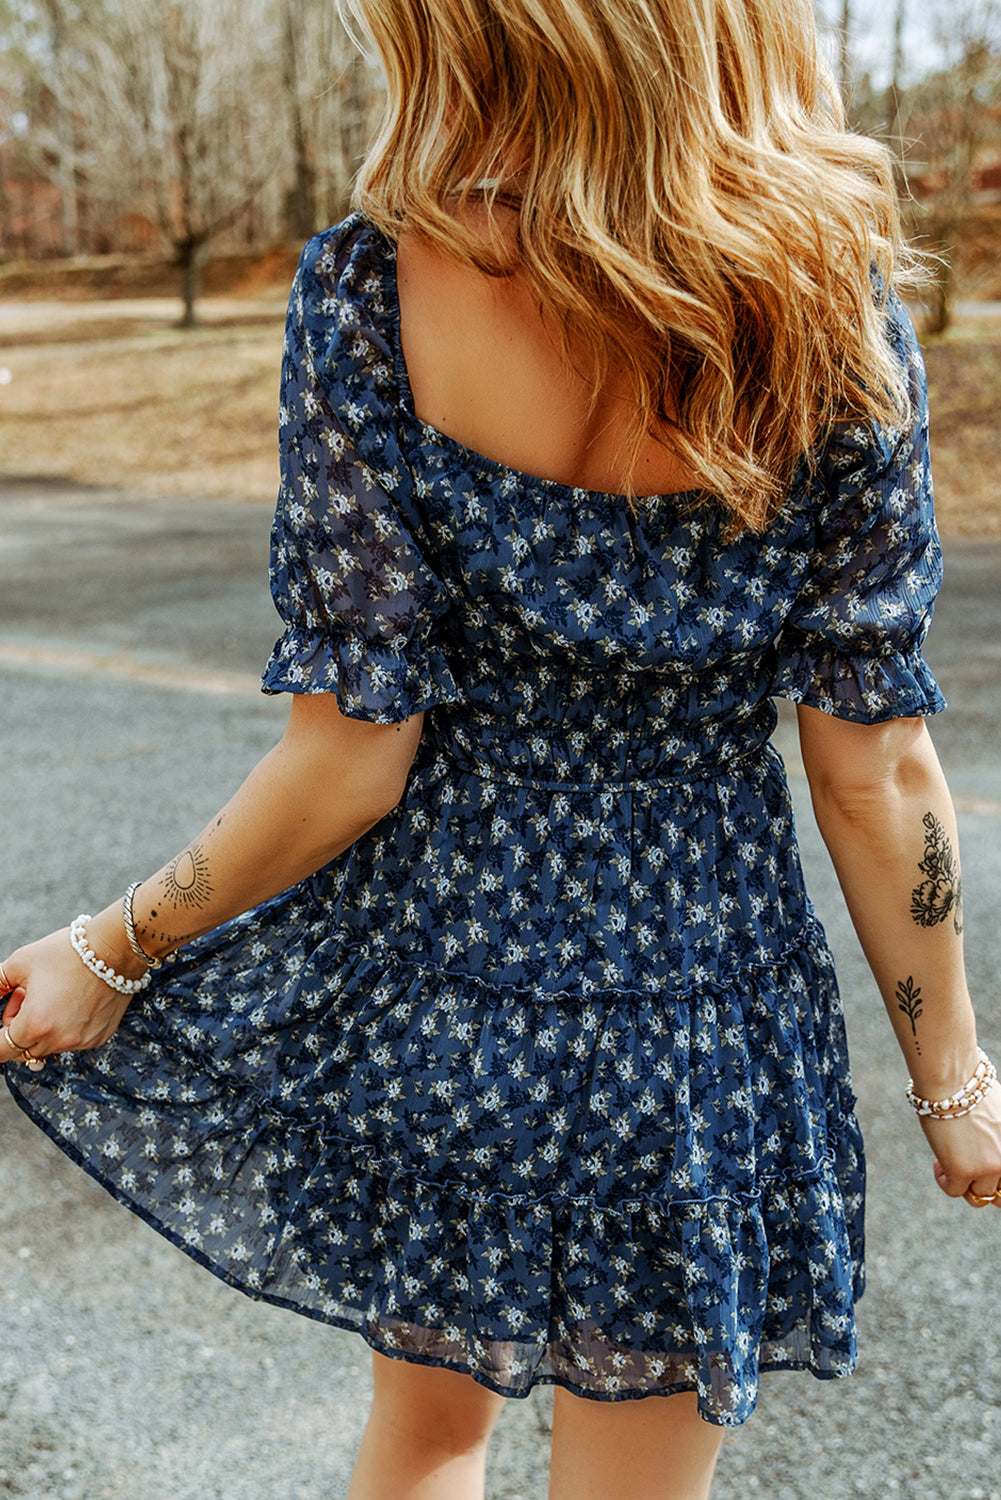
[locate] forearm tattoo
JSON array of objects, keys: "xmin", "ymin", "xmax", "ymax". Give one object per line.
[
  {"xmin": 895, "ymin": 975, "xmax": 924, "ymax": 1052},
  {"xmin": 136, "ymin": 835, "xmax": 217, "ymax": 952},
  {"xmin": 910, "ymin": 812, "xmax": 963, "ymax": 935},
  {"xmin": 159, "ymin": 838, "xmax": 214, "ymax": 909}
]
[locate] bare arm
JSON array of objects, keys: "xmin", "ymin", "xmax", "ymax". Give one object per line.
[
  {"xmin": 117, "ymin": 693, "xmax": 424, "ymax": 959},
  {"xmin": 797, "ymin": 704, "xmax": 1001, "ymax": 1204},
  {"xmin": 0, "ymin": 694, "xmax": 424, "ymax": 1057}
]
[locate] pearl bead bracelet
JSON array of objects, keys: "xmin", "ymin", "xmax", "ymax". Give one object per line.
[
  {"xmin": 905, "ymin": 1047, "xmax": 997, "ymax": 1119},
  {"xmin": 69, "ymin": 915, "xmax": 152, "ymax": 997}
]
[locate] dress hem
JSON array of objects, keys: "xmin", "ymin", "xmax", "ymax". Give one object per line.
[{"xmin": 4, "ymin": 1071, "xmax": 861, "ymax": 1428}]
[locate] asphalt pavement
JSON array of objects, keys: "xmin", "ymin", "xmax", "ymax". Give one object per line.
[{"xmin": 0, "ymin": 476, "xmax": 998, "ymax": 1500}]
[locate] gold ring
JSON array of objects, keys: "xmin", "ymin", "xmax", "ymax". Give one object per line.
[
  {"xmin": 2, "ymin": 1023, "xmax": 31, "ymax": 1059},
  {"xmin": 967, "ymin": 1189, "xmax": 996, "ymax": 1207},
  {"xmin": 0, "ymin": 963, "xmax": 12, "ymax": 993}
]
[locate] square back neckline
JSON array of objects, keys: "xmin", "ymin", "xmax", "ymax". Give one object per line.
[{"xmin": 369, "ymin": 216, "xmax": 709, "ymax": 515}]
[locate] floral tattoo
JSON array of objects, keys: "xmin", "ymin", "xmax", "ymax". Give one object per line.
[{"xmin": 910, "ymin": 812, "xmax": 963, "ymax": 935}]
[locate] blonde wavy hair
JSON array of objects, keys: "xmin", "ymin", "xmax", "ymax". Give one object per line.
[{"xmin": 342, "ymin": 0, "xmax": 923, "ymax": 532}]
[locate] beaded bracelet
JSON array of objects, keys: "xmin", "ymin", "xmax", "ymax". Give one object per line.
[
  {"xmin": 69, "ymin": 915, "xmax": 152, "ymax": 997},
  {"xmin": 122, "ymin": 881, "xmax": 163, "ymax": 969},
  {"xmin": 905, "ymin": 1047, "xmax": 997, "ymax": 1119}
]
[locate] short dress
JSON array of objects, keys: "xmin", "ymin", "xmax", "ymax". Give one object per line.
[{"xmin": 5, "ymin": 213, "xmax": 946, "ymax": 1428}]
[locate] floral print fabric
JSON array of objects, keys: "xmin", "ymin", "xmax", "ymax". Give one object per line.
[{"xmin": 6, "ymin": 215, "xmax": 945, "ymax": 1427}]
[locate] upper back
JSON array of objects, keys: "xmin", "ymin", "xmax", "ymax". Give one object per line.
[{"xmin": 395, "ymin": 209, "xmax": 700, "ymax": 502}]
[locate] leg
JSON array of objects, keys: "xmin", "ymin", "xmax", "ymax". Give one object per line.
[
  {"xmin": 548, "ymin": 1387, "xmax": 725, "ymax": 1500},
  {"xmin": 346, "ymin": 1349, "xmax": 508, "ymax": 1500}
]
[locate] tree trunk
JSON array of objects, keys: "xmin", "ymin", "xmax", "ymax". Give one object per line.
[
  {"xmin": 56, "ymin": 137, "xmax": 78, "ymax": 257},
  {"xmin": 177, "ymin": 238, "xmax": 205, "ymax": 328},
  {"xmin": 283, "ymin": 0, "xmax": 316, "ymax": 238},
  {"xmin": 839, "ymin": 0, "xmax": 852, "ymax": 98},
  {"xmin": 922, "ymin": 218, "xmax": 957, "ymax": 336},
  {"xmin": 41, "ymin": 0, "xmax": 79, "ymax": 256},
  {"xmin": 887, "ymin": 0, "xmax": 906, "ymax": 145},
  {"xmin": 0, "ymin": 150, "xmax": 12, "ymax": 261}
]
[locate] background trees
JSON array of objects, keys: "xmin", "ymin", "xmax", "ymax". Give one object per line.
[
  {"xmin": 818, "ymin": 0, "xmax": 1001, "ymax": 329},
  {"xmin": 903, "ymin": 1, "xmax": 1001, "ymax": 331},
  {"xmin": 63, "ymin": 0, "xmax": 285, "ymax": 324},
  {"xmin": 0, "ymin": 0, "xmax": 380, "ymax": 319},
  {"xmin": 0, "ymin": 0, "xmax": 998, "ymax": 331}
]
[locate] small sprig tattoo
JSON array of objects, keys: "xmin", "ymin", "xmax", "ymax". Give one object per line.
[
  {"xmin": 896, "ymin": 976, "xmax": 924, "ymax": 1052},
  {"xmin": 911, "ymin": 812, "xmax": 963, "ymax": 935}
]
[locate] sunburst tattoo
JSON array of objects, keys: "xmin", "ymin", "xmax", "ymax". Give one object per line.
[{"xmin": 160, "ymin": 840, "xmax": 213, "ymax": 910}]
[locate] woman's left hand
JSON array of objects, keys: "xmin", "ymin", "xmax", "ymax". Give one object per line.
[
  {"xmin": 0, "ymin": 926, "xmax": 139, "ymax": 1070},
  {"xmin": 921, "ymin": 1080, "xmax": 1001, "ymax": 1211}
]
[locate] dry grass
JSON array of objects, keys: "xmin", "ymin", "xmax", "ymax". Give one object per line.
[
  {"xmin": 0, "ymin": 301, "xmax": 286, "ymax": 503},
  {"xmin": 0, "ymin": 297, "xmax": 998, "ymax": 533}
]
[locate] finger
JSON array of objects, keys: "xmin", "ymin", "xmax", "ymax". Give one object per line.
[
  {"xmin": 2, "ymin": 992, "xmax": 26, "ymax": 1027},
  {"xmin": 0, "ymin": 1022, "xmax": 25, "ymax": 1063},
  {"xmin": 938, "ymin": 1172, "xmax": 973, "ymax": 1199},
  {"xmin": 0, "ymin": 972, "xmax": 23, "ymax": 1010},
  {"xmin": 964, "ymin": 1181, "xmax": 1001, "ymax": 1209},
  {"xmin": 0, "ymin": 1020, "xmax": 45, "ymax": 1070}
]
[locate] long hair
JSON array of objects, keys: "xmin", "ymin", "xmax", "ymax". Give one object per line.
[{"xmin": 342, "ymin": 0, "xmax": 924, "ymax": 532}]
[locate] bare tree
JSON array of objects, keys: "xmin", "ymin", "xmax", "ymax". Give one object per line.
[
  {"xmin": 0, "ymin": 0, "xmax": 99, "ymax": 257},
  {"xmin": 58, "ymin": 0, "xmax": 286, "ymax": 323},
  {"xmin": 886, "ymin": 0, "xmax": 908, "ymax": 152},
  {"xmin": 36, "ymin": 0, "xmax": 77, "ymax": 254},
  {"xmin": 907, "ymin": 0, "xmax": 1001, "ymax": 332},
  {"xmin": 281, "ymin": 0, "xmax": 382, "ymax": 236},
  {"xmin": 839, "ymin": 0, "xmax": 853, "ymax": 98}
]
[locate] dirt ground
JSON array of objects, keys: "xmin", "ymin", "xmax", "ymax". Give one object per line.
[
  {"xmin": 0, "ymin": 294, "xmax": 998, "ymax": 533},
  {"xmin": 921, "ymin": 319, "xmax": 1001, "ymax": 537},
  {"xmin": 0, "ymin": 298, "xmax": 287, "ymax": 503}
]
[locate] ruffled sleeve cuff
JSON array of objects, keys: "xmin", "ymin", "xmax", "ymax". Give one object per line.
[
  {"xmin": 772, "ymin": 639, "xmax": 946, "ymax": 724},
  {"xmin": 261, "ymin": 625, "xmax": 465, "ymax": 724}
]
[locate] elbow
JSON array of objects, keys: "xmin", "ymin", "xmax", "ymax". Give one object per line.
[
  {"xmin": 345, "ymin": 745, "xmax": 420, "ymax": 825},
  {"xmin": 810, "ymin": 768, "xmax": 906, "ymax": 834},
  {"xmin": 339, "ymin": 771, "xmax": 406, "ymax": 833},
  {"xmin": 804, "ymin": 715, "xmax": 939, "ymax": 828},
  {"xmin": 309, "ymin": 782, "xmax": 400, "ymax": 867}
]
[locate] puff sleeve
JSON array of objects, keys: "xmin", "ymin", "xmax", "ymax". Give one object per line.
[
  {"xmin": 261, "ymin": 237, "xmax": 464, "ymax": 724},
  {"xmin": 772, "ymin": 291, "xmax": 947, "ymax": 724}
]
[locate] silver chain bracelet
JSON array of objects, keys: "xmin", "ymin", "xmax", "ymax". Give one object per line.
[{"xmin": 122, "ymin": 881, "xmax": 163, "ymax": 969}]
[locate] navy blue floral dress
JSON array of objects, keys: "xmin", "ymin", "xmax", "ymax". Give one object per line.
[{"xmin": 6, "ymin": 213, "xmax": 946, "ymax": 1427}]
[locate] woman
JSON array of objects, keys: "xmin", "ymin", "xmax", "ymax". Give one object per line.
[{"xmin": 2, "ymin": 1, "xmax": 998, "ymax": 1497}]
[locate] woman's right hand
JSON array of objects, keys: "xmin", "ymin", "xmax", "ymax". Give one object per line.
[
  {"xmin": 0, "ymin": 927, "xmax": 139, "ymax": 1070},
  {"xmin": 919, "ymin": 1081, "xmax": 1001, "ymax": 1210}
]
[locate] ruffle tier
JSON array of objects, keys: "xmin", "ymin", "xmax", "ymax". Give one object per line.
[
  {"xmin": 771, "ymin": 638, "xmax": 946, "ymax": 725},
  {"xmin": 261, "ymin": 623, "xmax": 464, "ymax": 722},
  {"xmin": 4, "ymin": 896, "xmax": 865, "ymax": 1428}
]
